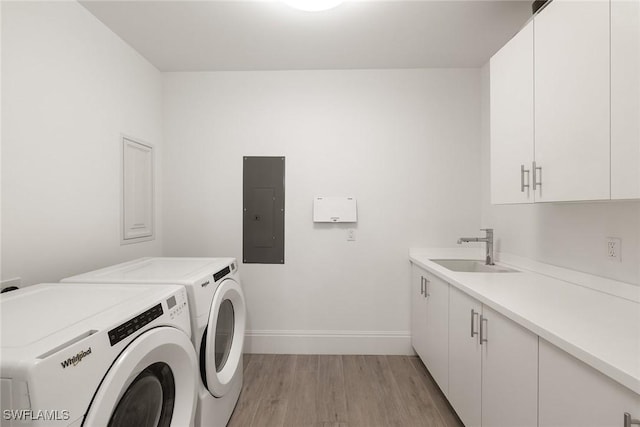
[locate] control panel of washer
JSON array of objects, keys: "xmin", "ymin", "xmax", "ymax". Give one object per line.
[{"xmin": 108, "ymin": 303, "xmax": 163, "ymax": 346}]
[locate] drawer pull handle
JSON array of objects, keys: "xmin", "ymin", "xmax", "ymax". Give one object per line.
[
  {"xmin": 479, "ymin": 315, "xmax": 488, "ymax": 344},
  {"xmin": 471, "ymin": 309, "xmax": 479, "ymax": 337},
  {"xmin": 520, "ymin": 164, "xmax": 530, "ymax": 192},
  {"xmin": 532, "ymin": 161, "xmax": 542, "ymax": 191}
]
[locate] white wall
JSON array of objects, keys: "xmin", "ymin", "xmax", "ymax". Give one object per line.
[
  {"xmin": 163, "ymin": 69, "xmax": 482, "ymax": 353},
  {"xmin": 480, "ymin": 64, "xmax": 640, "ymax": 286},
  {"xmin": 1, "ymin": 2, "xmax": 4, "ymax": 286},
  {"xmin": 1, "ymin": 1, "xmax": 164, "ymax": 286}
]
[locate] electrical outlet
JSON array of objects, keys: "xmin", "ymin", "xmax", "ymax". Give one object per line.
[
  {"xmin": 606, "ymin": 237, "xmax": 621, "ymax": 262},
  {"xmin": 347, "ymin": 229, "xmax": 356, "ymax": 241}
]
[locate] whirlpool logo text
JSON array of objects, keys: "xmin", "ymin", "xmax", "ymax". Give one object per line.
[{"xmin": 60, "ymin": 347, "xmax": 92, "ymax": 369}]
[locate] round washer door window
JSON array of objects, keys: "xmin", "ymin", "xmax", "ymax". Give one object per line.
[
  {"xmin": 108, "ymin": 362, "xmax": 173, "ymax": 427},
  {"xmin": 203, "ymin": 278, "xmax": 246, "ymax": 398},
  {"xmin": 83, "ymin": 327, "xmax": 198, "ymax": 427}
]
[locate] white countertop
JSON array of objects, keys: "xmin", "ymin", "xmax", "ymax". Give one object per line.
[{"xmin": 410, "ymin": 248, "xmax": 640, "ymax": 396}]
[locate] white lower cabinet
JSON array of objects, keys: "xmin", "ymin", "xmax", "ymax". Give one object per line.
[
  {"xmin": 411, "ymin": 264, "xmax": 640, "ymax": 427},
  {"xmin": 410, "ymin": 264, "xmax": 449, "ymax": 394},
  {"xmin": 411, "ymin": 266, "xmax": 429, "ymax": 363},
  {"xmin": 539, "ymin": 339, "xmax": 640, "ymax": 427},
  {"xmin": 448, "ymin": 287, "xmax": 482, "ymax": 426},
  {"xmin": 448, "ymin": 287, "xmax": 538, "ymax": 427},
  {"xmin": 481, "ymin": 305, "xmax": 538, "ymax": 427}
]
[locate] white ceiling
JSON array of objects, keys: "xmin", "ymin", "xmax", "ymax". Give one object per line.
[{"xmin": 80, "ymin": 0, "xmax": 532, "ymax": 71}]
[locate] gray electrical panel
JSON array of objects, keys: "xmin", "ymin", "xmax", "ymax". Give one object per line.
[{"xmin": 243, "ymin": 156, "xmax": 285, "ymax": 264}]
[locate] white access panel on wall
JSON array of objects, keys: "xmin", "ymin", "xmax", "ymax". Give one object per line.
[
  {"xmin": 121, "ymin": 136, "xmax": 154, "ymax": 244},
  {"xmin": 313, "ymin": 197, "xmax": 357, "ymax": 222}
]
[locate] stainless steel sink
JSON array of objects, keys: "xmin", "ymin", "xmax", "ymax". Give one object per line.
[{"xmin": 429, "ymin": 259, "xmax": 520, "ymax": 273}]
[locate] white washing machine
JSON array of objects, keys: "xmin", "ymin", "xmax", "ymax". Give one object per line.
[
  {"xmin": 62, "ymin": 258, "xmax": 246, "ymax": 427},
  {"xmin": 0, "ymin": 283, "xmax": 197, "ymax": 427}
]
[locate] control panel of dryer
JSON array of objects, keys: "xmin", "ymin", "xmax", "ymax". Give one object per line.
[
  {"xmin": 167, "ymin": 290, "xmax": 187, "ymax": 320},
  {"xmin": 213, "ymin": 266, "xmax": 231, "ymax": 282}
]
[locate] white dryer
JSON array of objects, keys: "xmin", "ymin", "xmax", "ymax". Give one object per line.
[
  {"xmin": 0, "ymin": 283, "xmax": 197, "ymax": 427},
  {"xmin": 62, "ymin": 258, "xmax": 246, "ymax": 427}
]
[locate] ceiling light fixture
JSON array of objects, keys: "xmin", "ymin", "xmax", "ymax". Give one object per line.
[{"xmin": 283, "ymin": 0, "xmax": 345, "ymax": 12}]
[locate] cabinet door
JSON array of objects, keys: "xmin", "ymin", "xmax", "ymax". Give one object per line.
[
  {"xmin": 410, "ymin": 265, "xmax": 429, "ymax": 362},
  {"xmin": 481, "ymin": 306, "xmax": 538, "ymax": 427},
  {"xmin": 490, "ymin": 20, "xmax": 535, "ymax": 204},
  {"xmin": 611, "ymin": 0, "xmax": 640, "ymax": 199},
  {"xmin": 539, "ymin": 339, "xmax": 640, "ymax": 427},
  {"xmin": 422, "ymin": 271, "xmax": 450, "ymax": 395},
  {"xmin": 534, "ymin": 0, "xmax": 610, "ymax": 202},
  {"xmin": 448, "ymin": 286, "xmax": 481, "ymax": 427}
]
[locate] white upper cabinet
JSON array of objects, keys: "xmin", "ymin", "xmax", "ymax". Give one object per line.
[
  {"xmin": 534, "ymin": 0, "xmax": 611, "ymax": 202},
  {"xmin": 611, "ymin": 0, "xmax": 640, "ymax": 199},
  {"xmin": 489, "ymin": 0, "xmax": 640, "ymax": 203},
  {"xmin": 490, "ymin": 21, "xmax": 534, "ymax": 204}
]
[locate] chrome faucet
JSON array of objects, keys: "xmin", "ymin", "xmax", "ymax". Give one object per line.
[{"xmin": 457, "ymin": 228, "xmax": 494, "ymax": 265}]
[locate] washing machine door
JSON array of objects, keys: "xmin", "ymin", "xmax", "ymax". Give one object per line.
[
  {"xmin": 203, "ymin": 278, "xmax": 246, "ymax": 398},
  {"xmin": 83, "ymin": 327, "xmax": 198, "ymax": 427}
]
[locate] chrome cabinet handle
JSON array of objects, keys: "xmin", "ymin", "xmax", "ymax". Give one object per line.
[
  {"xmin": 424, "ymin": 278, "xmax": 430, "ymax": 298},
  {"xmin": 471, "ymin": 309, "xmax": 479, "ymax": 337},
  {"xmin": 625, "ymin": 413, "xmax": 640, "ymax": 427},
  {"xmin": 479, "ymin": 315, "xmax": 488, "ymax": 344},
  {"xmin": 532, "ymin": 161, "xmax": 542, "ymax": 190},
  {"xmin": 520, "ymin": 164, "xmax": 530, "ymax": 192},
  {"xmin": 420, "ymin": 277, "xmax": 424, "ymax": 295}
]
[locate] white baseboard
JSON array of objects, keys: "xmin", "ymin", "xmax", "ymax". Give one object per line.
[{"xmin": 243, "ymin": 330, "xmax": 413, "ymax": 355}]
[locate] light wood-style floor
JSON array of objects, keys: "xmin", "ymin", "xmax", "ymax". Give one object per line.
[{"xmin": 227, "ymin": 354, "xmax": 463, "ymax": 427}]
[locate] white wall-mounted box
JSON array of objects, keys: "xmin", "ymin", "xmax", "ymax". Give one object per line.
[{"xmin": 313, "ymin": 197, "xmax": 357, "ymax": 223}]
